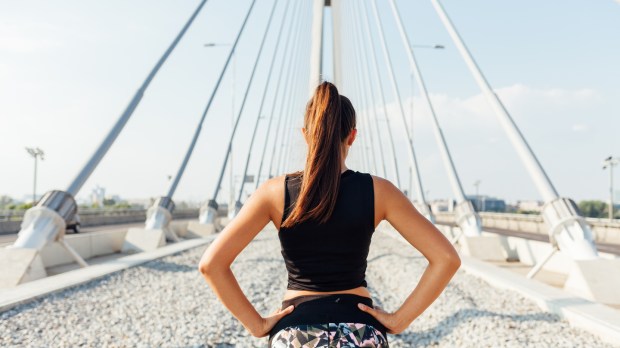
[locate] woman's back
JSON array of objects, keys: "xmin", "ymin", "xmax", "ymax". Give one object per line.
[
  {"xmin": 279, "ymin": 169, "xmax": 375, "ymax": 291},
  {"xmin": 199, "ymin": 82, "xmax": 460, "ymax": 347}
]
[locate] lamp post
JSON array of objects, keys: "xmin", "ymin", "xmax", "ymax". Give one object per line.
[
  {"xmin": 25, "ymin": 147, "xmax": 45, "ymax": 204},
  {"xmin": 409, "ymin": 44, "xmax": 445, "ymax": 123},
  {"xmin": 473, "ymin": 179, "xmax": 481, "ymax": 211},
  {"xmin": 603, "ymin": 156, "xmax": 619, "ymax": 220},
  {"xmin": 408, "ymin": 44, "xmax": 444, "ymax": 203},
  {"xmin": 204, "ymin": 42, "xmax": 235, "ymax": 215}
]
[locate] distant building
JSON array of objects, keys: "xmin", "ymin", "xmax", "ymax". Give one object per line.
[
  {"xmin": 430, "ymin": 199, "xmax": 454, "ymax": 213},
  {"xmin": 467, "ymin": 195, "xmax": 506, "ymax": 212},
  {"xmin": 516, "ymin": 200, "xmax": 544, "ymax": 213},
  {"xmin": 110, "ymin": 194, "xmax": 122, "ymax": 202},
  {"xmin": 90, "ymin": 185, "xmax": 105, "ymax": 206}
]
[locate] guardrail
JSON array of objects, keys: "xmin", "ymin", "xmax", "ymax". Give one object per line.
[
  {"xmin": 3, "ymin": 209, "xmax": 618, "ymax": 243},
  {"xmin": 0, "ymin": 208, "xmax": 200, "ymax": 235},
  {"xmin": 435, "ymin": 211, "xmax": 620, "ymax": 244}
]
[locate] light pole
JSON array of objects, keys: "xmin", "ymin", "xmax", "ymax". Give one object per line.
[
  {"xmin": 473, "ymin": 179, "xmax": 481, "ymax": 211},
  {"xmin": 25, "ymin": 147, "xmax": 45, "ymax": 205},
  {"xmin": 409, "ymin": 44, "xmax": 444, "ymax": 127},
  {"xmin": 204, "ymin": 42, "xmax": 235, "ymax": 214},
  {"xmin": 603, "ymin": 156, "xmax": 619, "ymax": 220},
  {"xmin": 408, "ymin": 44, "xmax": 444, "ymax": 203}
]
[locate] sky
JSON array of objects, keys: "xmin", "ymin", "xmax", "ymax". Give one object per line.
[{"xmin": 0, "ymin": 0, "xmax": 619, "ymax": 207}]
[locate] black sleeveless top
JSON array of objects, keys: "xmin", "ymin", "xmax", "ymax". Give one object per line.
[{"xmin": 278, "ymin": 169, "xmax": 376, "ymax": 291}]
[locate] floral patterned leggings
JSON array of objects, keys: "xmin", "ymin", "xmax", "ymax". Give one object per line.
[
  {"xmin": 270, "ymin": 322, "xmax": 388, "ymax": 348},
  {"xmin": 268, "ymin": 294, "xmax": 389, "ymax": 348}
]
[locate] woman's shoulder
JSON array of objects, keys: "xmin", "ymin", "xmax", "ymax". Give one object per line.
[
  {"xmin": 356, "ymin": 171, "xmax": 397, "ymax": 194},
  {"xmin": 257, "ymin": 170, "xmax": 302, "ymax": 200},
  {"xmin": 258, "ymin": 174, "xmax": 287, "ymax": 196}
]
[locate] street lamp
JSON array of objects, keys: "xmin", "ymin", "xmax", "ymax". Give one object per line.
[
  {"xmin": 204, "ymin": 42, "xmax": 236, "ymax": 213},
  {"xmin": 409, "ymin": 44, "xmax": 445, "ymax": 129},
  {"xmin": 409, "ymin": 44, "xmax": 444, "ymax": 202},
  {"xmin": 603, "ymin": 156, "xmax": 619, "ymax": 220},
  {"xmin": 25, "ymin": 147, "xmax": 45, "ymax": 204},
  {"xmin": 473, "ymin": 179, "xmax": 481, "ymax": 211}
]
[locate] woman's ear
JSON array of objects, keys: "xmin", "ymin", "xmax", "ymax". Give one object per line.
[
  {"xmin": 346, "ymin": 128, "xmax": 357, "ymax": 146},
  {"xmin": 302, "ymin": 127, "xmax": 308, "ymax": 145}
]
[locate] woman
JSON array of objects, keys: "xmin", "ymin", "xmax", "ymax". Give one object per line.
[{"xmin": 198, "ymin": 81, "xmax": 461, "ymax": 347}]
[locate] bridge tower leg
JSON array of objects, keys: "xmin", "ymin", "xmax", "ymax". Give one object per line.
[
  {"xmin": 309, "ymin": 0, "xmax": 343, "ymax": 92},
  {"xmin": 331, "ymin": 0, "xmax": 342, "ymax": 88},
  {"xmin": 308, "ymin": 0, "xmax": 324, "ymax": 95}
]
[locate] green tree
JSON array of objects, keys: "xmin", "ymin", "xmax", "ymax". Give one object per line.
[
  {"xmin": 113, "ymin": 202, "xmax": 132, "ymax": 209},
  {"xmin": 578, "ymin": 200, "xmax": 608, "ymax": 218},
  {"xmin": 0, "ymin": 195, "xmax": 13, "ymax": 209},
  {"xmin": 103, "ymin": 198, "xmax": 116, "ymax": 206}
]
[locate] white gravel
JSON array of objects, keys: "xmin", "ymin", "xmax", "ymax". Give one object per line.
[{"xmin": 1, "ymin": 224, "xmax": 617, "ymax": 347}]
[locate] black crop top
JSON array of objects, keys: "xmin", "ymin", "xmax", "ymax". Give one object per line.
[{"xmin": 278, "ymin": 169, "xmax": 376, "ymax": 291}]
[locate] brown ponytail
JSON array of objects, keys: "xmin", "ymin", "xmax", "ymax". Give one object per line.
[{"xmin": 281, "ymin": 81, "xmax": 356, "ymax": 228}]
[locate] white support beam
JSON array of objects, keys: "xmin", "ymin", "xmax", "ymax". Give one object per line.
[{"xmin": 309, "ymin": 0, "xmax": 324, "ymax": 95}]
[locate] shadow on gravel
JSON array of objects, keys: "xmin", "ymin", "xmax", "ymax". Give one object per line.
[
  {"xmin": 397, "ymin": 308, "xmax": 560, "ymax": 346},
  {"xmin": 140, "ymin": 260, "xmax": 196, "ymax": 273},
  {"xmin": 1, "ymin": 273, "xmax": 116, "ymax": 320}
]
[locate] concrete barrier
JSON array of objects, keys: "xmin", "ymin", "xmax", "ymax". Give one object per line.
[
  {"xmin": 434, "ymin": 212, "xmax": 620, "ymax": 245},
  {"xmin": 26, "ymin": 219, "xmax": 197, "ymax": 269},
  {"xmin": 403, "ymin": 221, "xmax": 620, "ymax": 305},
  {"xmin": 0, "ymin": 221, "xmax": 21, "ymax": 234},
  {"xmin": 40, "ymin": 229, "xmax": 126, "ymax": 268},
  {"xmin": 0, "ymin": 208, "xmax": 199, "ymax": 234}
]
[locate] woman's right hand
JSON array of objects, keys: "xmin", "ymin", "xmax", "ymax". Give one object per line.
[
  {"xmin": 357, "ymin": 303, "xmax": 407, "ymax": 334},
  {"xmin": 250, "ymin": 305, "xmax": 295, "ymax": 338}
]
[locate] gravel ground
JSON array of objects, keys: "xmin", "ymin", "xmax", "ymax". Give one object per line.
[{"xmin": 1, "ymin": 224, "xmax": 617, "ymax": 347}]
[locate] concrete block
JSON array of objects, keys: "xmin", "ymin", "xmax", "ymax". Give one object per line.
[
  {"xmin": 171, "ymin": 220, "xmax": 191, "ymax": 238},
  {"xmin": 40, "ymin": 230, "xmax": 127, "ymax": 268},
  {"xmin": 187, "ymin": 221, "xmax": 216, "ymax": 237},
  {"xmin": 121, "ymin": 228, "xmax": 166, "ymax": 252},
  {"xmin": 90, "ymin": 230, "xmax": 126, "ymax": 255},
  {"xmin": 507, "ymin": 237, "xmax": 571, "ymax": 273},
  {"xmin": 486, "ymin": 233, "xmax": 519, "ymax": 261},
  {"xmin": 0, "ymin": 248, "xmax": 46, "ymax": 288},
  {"xmin": 40, "ymin": 242, "xmax": 76, "ymax": 267},
  {"xmin": 436, "ymin": 224, "xmax": 456, "ymax": 239},
  {"xmin": 459, "ymin": 235, "xmax": 507, "ymax": 261},
  {"xmin": 564, "ymin": 258, "xmax": 620, "ymax": 305}
]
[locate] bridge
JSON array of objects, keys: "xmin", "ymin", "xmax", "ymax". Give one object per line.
[{"xmin": 1, "ymin": 0, "xmax": 619, "ymax": 346}]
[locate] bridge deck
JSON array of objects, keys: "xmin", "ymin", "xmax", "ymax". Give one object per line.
[{"xmin": 1, "ymin": 226, "xmax": 615, "ymax": 347}]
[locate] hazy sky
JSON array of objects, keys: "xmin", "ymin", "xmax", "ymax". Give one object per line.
[{"xmin": 1, "ymin": 0, "xmax": 619, "ymax": 206}]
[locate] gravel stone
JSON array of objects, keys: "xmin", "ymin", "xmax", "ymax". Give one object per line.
[{"xmin": 1, "ymin": 225, "xmax": 617, "ymax": 347}]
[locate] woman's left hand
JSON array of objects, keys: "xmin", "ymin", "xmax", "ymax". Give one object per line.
[
  {"xmin": 357, "ymin": 303, "xmax": 406, "ymax": 334},
  {"xmin": 249, "ymin": 305, "xmax": 295, "ymax": 338}
]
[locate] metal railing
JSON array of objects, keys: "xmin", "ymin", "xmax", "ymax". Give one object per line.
[{"xmin": 0, "ymin": 207, "xmax": 199, "ymax": 223}]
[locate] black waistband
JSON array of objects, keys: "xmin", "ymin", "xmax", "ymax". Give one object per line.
[{"xmin": 269, "ymin": 294, "xmax": 387, "ymax": 339}]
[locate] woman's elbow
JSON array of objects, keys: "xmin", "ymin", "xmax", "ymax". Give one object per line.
[
  {"xmin": 432, "ymin": 250, "xmax": 461, "ymax": 273},
  {"xmin": 198, "ymin": 255, "xmax": 230, "ymax": 278},
  {"xmin": 198, "ymin": 256, "xmax": 219, "ymax": 277},
  {"xmin": 198, "ymin": 260, "xmax": 212, "ymax": 276},
  {"xmin": 446, "ymin": 251, "xmax": 461, "ymax": 272}
]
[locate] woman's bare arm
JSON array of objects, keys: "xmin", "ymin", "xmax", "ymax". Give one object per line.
[
  {"xmin": 358, "ymin": 176, "xmax": 461, "ymax": 334},
  {"xmin": 197, "ymin": 176, "xmax": 293, "ymax": 337}
]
